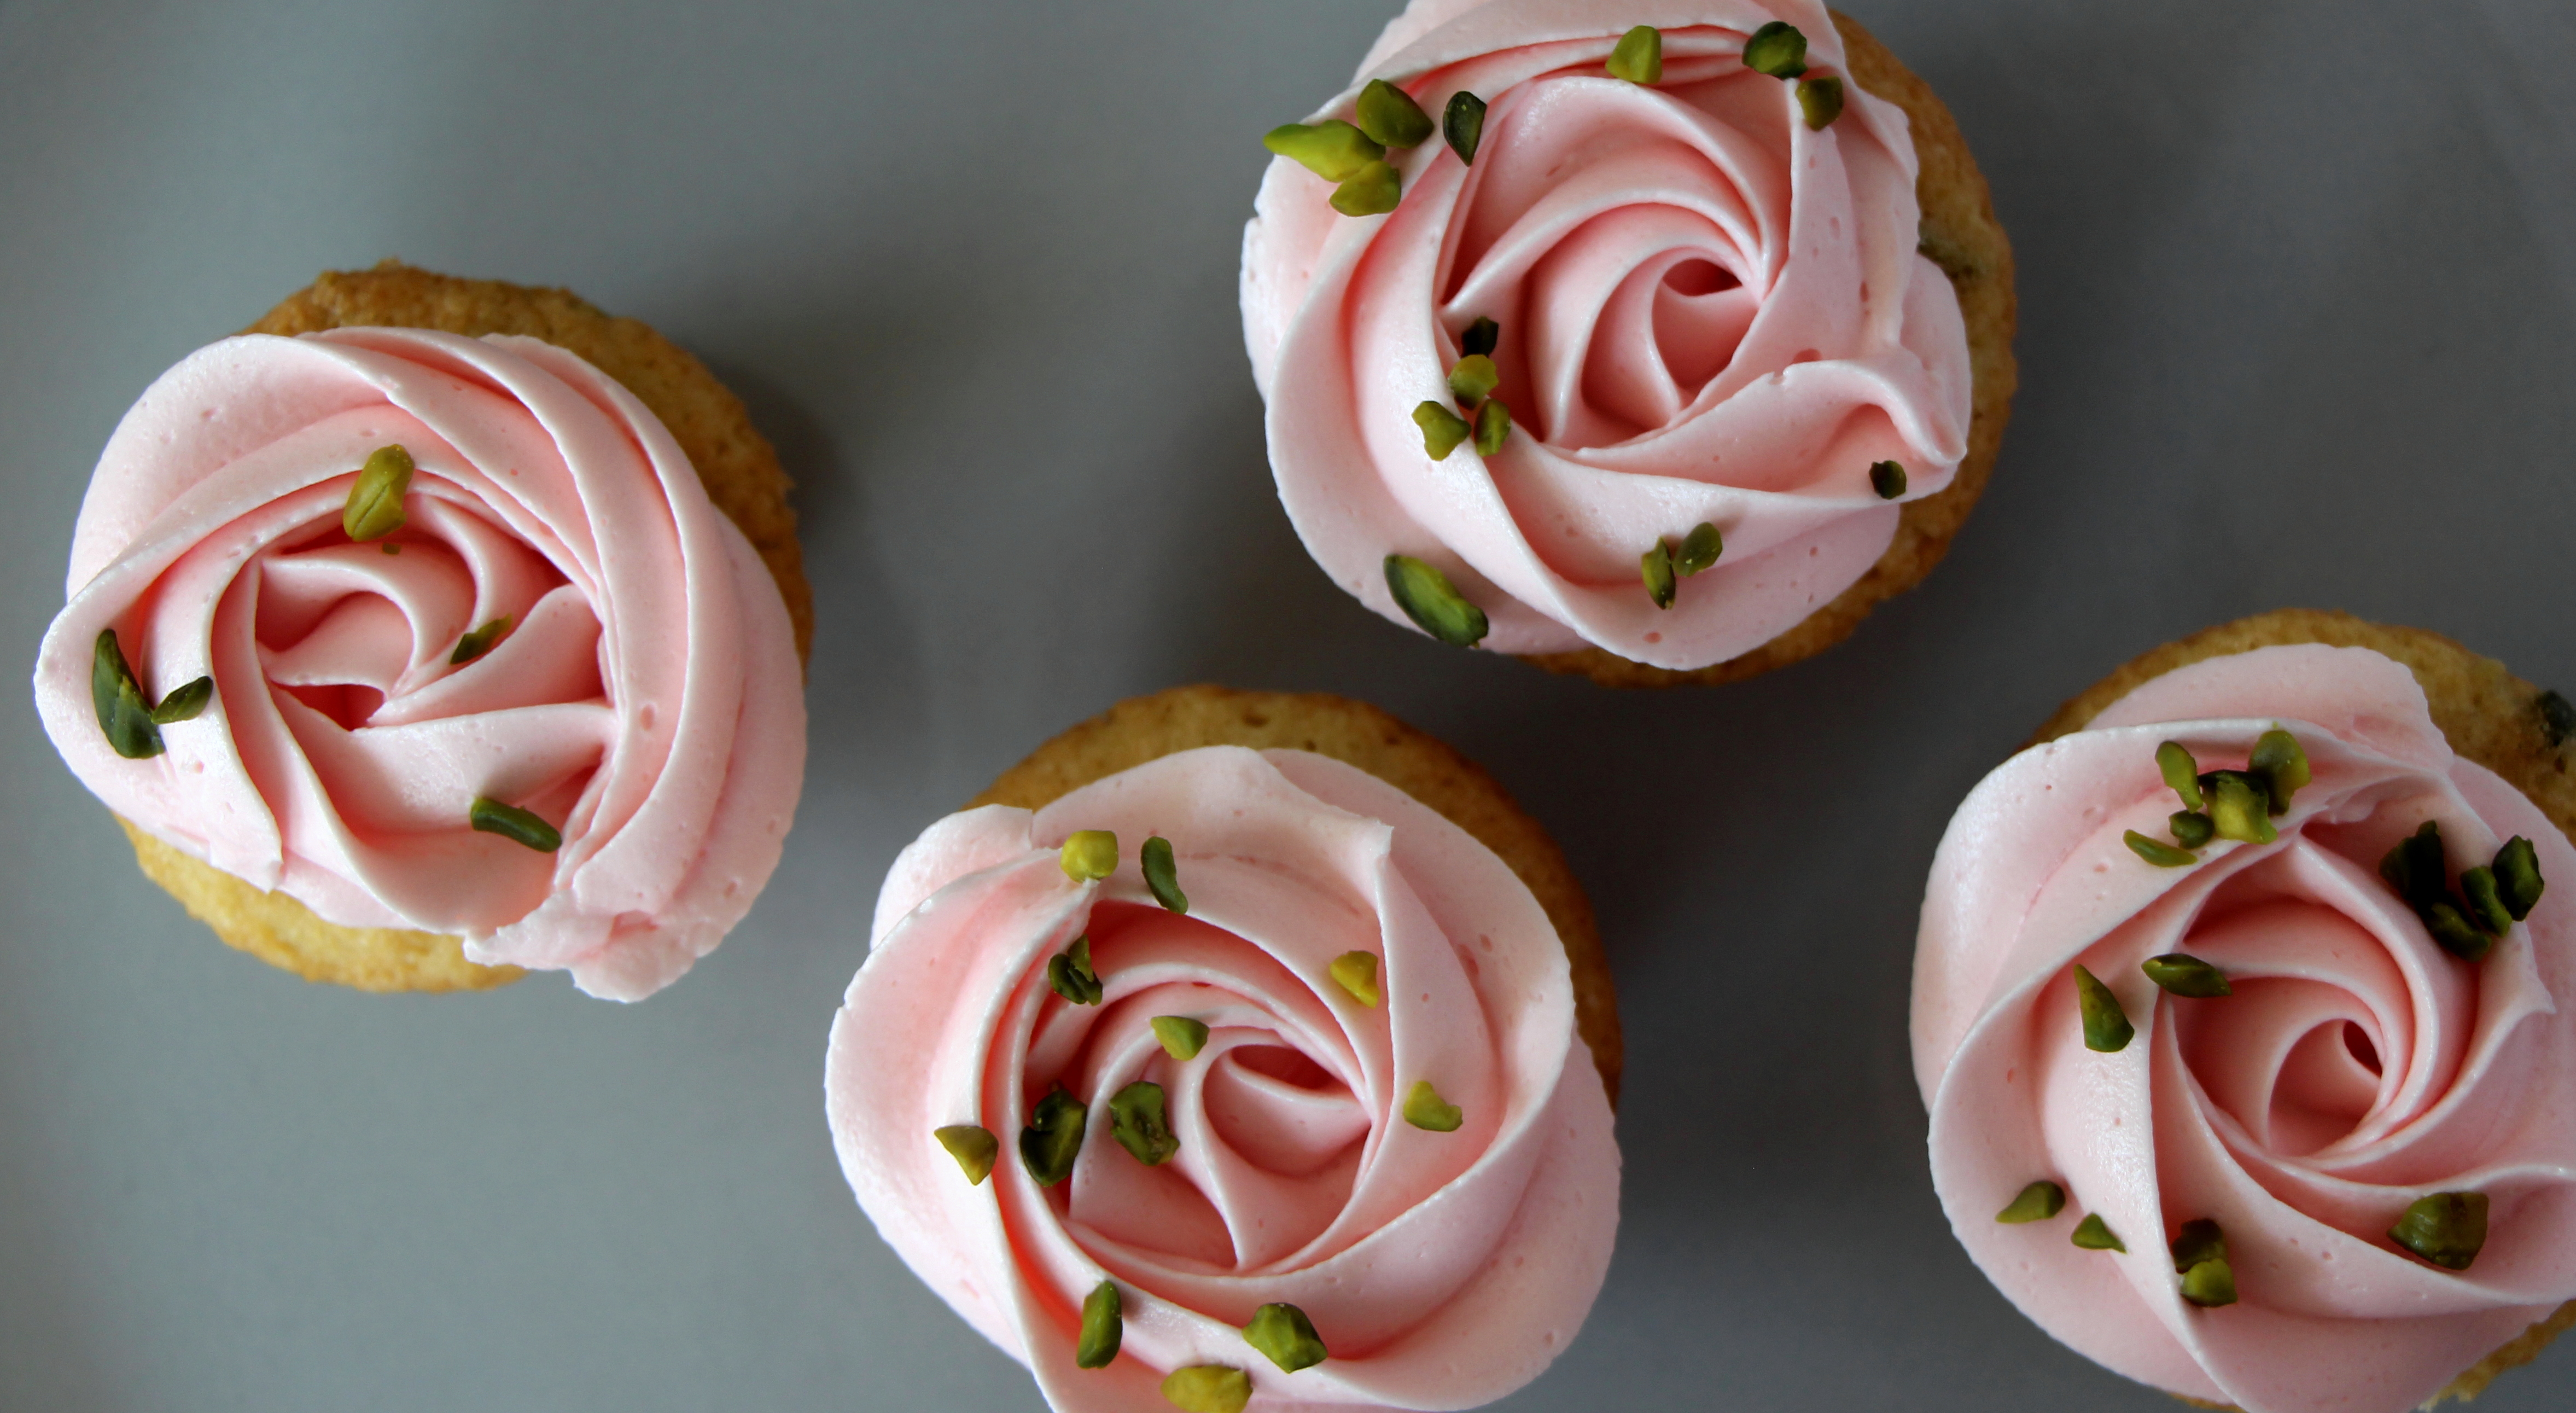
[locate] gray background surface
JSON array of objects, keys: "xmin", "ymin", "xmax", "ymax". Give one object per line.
[{"xmin": 4, "ymin": 1, "xmax": 2574, "ymax": 1409}]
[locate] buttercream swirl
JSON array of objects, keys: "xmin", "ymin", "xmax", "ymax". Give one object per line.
[
  {"xmin": 1242, "ymin": 0, "xmax": 1969, "ymax": 668},
  {"xmin": 1914, "ymin": 646, "xmax": 2576, "ymax": 1413},
  {"xmin": 827, "ymin": 747, "xmax": 1617, "ymax": 1411},
  {"xmin": 32, "ymin": 328, "xmax": 805, "ymax": 999}
]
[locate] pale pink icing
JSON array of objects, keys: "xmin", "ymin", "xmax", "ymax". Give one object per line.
[
  {"xmin": 1914, "ymin": 646, "xmax": 2576, "ymax": 1413},
  {"xmin": 1242, "ymin": 0, "xmax": 1969, "ymax": 669},
  {"xmin": 827, "ymin": 747, "xmax": 1618, "ymax": 1410},
  {"xmin": 31, "ymin": 328, "xmax": 806, "ymax": 999}
]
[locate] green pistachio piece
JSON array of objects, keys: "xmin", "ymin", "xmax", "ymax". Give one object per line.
[
  {"xmin": 469, "ymin": 796, "xmax": 561, "ymax": 852},
  {"xmin": 2180, "ymin": 1258, "xmax": 2238, "ymax": 1307},
  {"xmin": 2390, "ymin": 1191, "xmax": 2488, "ymax": 1271},
  {"xmin": 1160, "ymin": 1365, "xmax": 1252, "ymax": 1413},
  {"xmin": 91, "ymin": 629, "xmax": 164, "ymax": 760},
  {"xmin": 2170, "ymin": 1219, "xmax": 2228, "ymax": 1272},
  {"xmin": 1330, "ymin": 160, "xmax": 1402, "ymax": 217},
  {"xmin": 2124, "ymin": 831, "xmax": 2195, "ymax": 868},
  {"xmin": 1607, "ymin": 24, "xmax": 1662, "ymax": 83},
  {"xmin": 1797, "ymin": 75, "xmax": 1845, "ymax": 130},
  {"xmin": 2425, "ymin": 900, "xmax": 2492, "ymax": 962},
  {"xmin": 2495, "ymin": 836, "xmax": 2545, "ymax": 920},
  {"xmin": 1403, "ymin": 1079, "xmax": 1462, "ymax": 1132},
  {"xmin": 1048, "ymin": 935, "xmax": 1105, "ymax": 1006},
  {"xmin": 1076, "ymin": 1280, "xmax": 1123, "ymax": 1369},
  {"xmin": 450, "ymin": 615, "xmax": 513, "ymax": 666},
  {"xmin": 1448, "ymin": 354, "xmax": 1500, "ymax": 408},
  {"xmin": 1262, "ymin": 119, "xmax": 1384, "ymax": 182},
  {"xmin": 1061, "ymin": 829, "xmax": 1118, "ymax": 881},
  {"xmin": 1640, "ymin": 540, "xmax": 1677, "ymax": 610},
  {"xmin": 1355, "ymin": 78, "xmax": 1434, "ymax": 149},
  {"xmin": 1152, "ymin": 1015, "xmax": 1210, "ymax": 1061},
  {"xmin": 2170, "ymin": 811, "xmax": 2216, "ymax": 850},
  {"xmin": 2249, "ymin": 728, "xmax": 2311, "ymax": 814},
  {"xmin": 1414, "ymin": 400, "xmax": 1472, "ymax": 460},
  {"xmin": 148, "ymin": 675, "xmax": 214, "ymax": 725},
  {"xmin": 933, "ymin": 1124, "xmax": 999, "ymax": 1185},
  {"xmin": 1141, "ymin": 835, "xmax": 1187, "ymax": 914},
  {"xmin": 2206, "ymin": 771, "xmax": 2277, "ymax": 845},
  {"xmin": 2157, "ymin": 741, "xmax": 2205, "ymax": 810},
  {"xmin": 1460, "ymin": 315, "xmax": 1500, "ymax": 358},
  {"xmin": 1869, "ymin": 460, "xmax": 1907, "ymax": 499},
  {"xmin": 1995, "ymin": 1180, "xmax": 2066, "ymax": 1224},
  {"xmin": 2073, "ymin": 964, "xmax": 2134, "ymax": 1053},
  {"xmin": 1329, "ymin": 950, "xmax": 1382, "ymax": 1007},
  {"xmin": 2070, "ymin": 1213, "xmax": 2126, "ymax": 1252},
  {"xmin": 342, "ymin": 444, "xmax": 416, "ymax": 542},
  {"xmin": 2379, "ymin": 819, "xmax": 2449, "ymax": 914},
  {"xmin": 2541, "ymin": 689, "xmax": 2575, "ymax": 747},
  {"xmin": 1383, "ymin": 554, "xmax": 1489, "ymax": 647},
  {"xmin": 1244, "ymin": 1302, "xmax": 1329, "ymax": 1373},
  {"xmin": 381, "ymin": 541, "xmax": 401, "ymax": 555},
  {"xmin": 2462, "ymin": 866, "xmax": 2514, "ymax": 937},
  {"xmin": 1675, "ymin": 521, "xmax": 1723, "ymax": 576},
  {"xmin": 2142, "ymin": 953, "xmax": 2231, "ymax": 998},
  {"xmin": 1473, "ymin": 397, "xmax": 1510, "ymax": 456},
  {"xmin": 1019, "ymin": 1085, "xmax": 1087, "ymax": 1187},
  {"xmin": 1443, "ymin": 91, "xmax": 1488, "ymax": 164},
  {"xmin": 1108, "ymin": 1080, "xmax": 1179, "ymax": 1166},
  {"xmin": 1742, "ymin": 20, "xmax": 1809, "ymax": 77}
]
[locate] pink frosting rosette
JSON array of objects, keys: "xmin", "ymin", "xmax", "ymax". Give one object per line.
[
  {"xmin": 31, "ymin": 327, "xmax": 806, "ymax": 1000},
  {"xmin": 826, "ymin": 747, "xmax": 1617, "ymax": 1411},
  {"xmin": 1242, "ymin": 0, "xmax": 1970, "ymax": 668},
  {"xmin": 1914, "ymin": 645, "xmax": 2576, "ymax": 1413}
]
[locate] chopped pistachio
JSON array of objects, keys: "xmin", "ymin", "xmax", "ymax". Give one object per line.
[
  {"xmin": 1383, "ymin": 554, "xmax": 1489, "ymax": 647},
  {"xmin": 147, "ymin": 675, "xmax": 214, "ymax": 725},
  {"xmin": 1444, "ymin": 91, "xmax": 1488, "ymax": 164},
  {"xmin": 1327, "ymin": 951, "xmax": 1382, "ymax": 1007},
  {"xmin": 1640, "ymin": 540, "xmax": 1677, "ymax": 610},
  {"xmin": 1048, "ymin": 935, "xmax": 1105, "ymax": 1006},
  {"xmin": 1076, "ymin": 1280, "xmax": 1123, "ymax": 1369},
  {"xmin": 469, "ymin": 796, "xmax": 561, "ymax": 852},
  {"xmin": 1355, "ymin": 78, "xmax": 1433, "ymax": 148},
  {"xmin": 2379, "ymin": 821, "xmax": 2449, "ymax": 914},
  {"xmin": 1160, "ymin": 1365, "xmax": 1251, "ymax": 1413},
  {"xmin": 1330, "ymin": 160, "xmax": 1402, "ymax": 217},
  {"xmin": 1460, "ymin": 315, "xmax": 1500, "ymax": 358},
  {"xmin": 933, "ymin": 1124, "xmax": 999, "ymax": 1185},
  {"xmin": 2170, "ymin": 811, "xmax": 2216, "ymax": 850},
  {"xmin": 341, "ymin": 444, "xmax": 416, "ymax": 542},
  {"xmin": 1141, "ymin": 835, "xmax": 1188, "ymax": 914},
  {"xmin": 2180, "ymin": 1258, "xmax": 2238, "ymax": 1307},
  {"xmin": 1152, "ymin": 1015, "xmax": 1210, "ymax": 1061},
  {"xmin": 1019, "ymin": 1086, "xmax": 1087, "ymax": 1187},
  {"xmin": 2142, "ymin": 953, "xmax": 2231, "ymax": 998},
  {"xmin": 2425, "ymin": 900, "xmax": 2491, "ymax": 962},
  {"xmin": 2495, "ymin": 836, "xmax": 2545, "ymax": 920},
  {"xmin": 1797, "ymin": 75, "xmax": 1845, "ymax": 130},
  {"xmin": 1742, "ymin": 20, "xmax": 1809, "ymax": 78},
  {"xmin": 1414, "ymin": 400, "xmax": 1472, "ymax": 460},
  {"xmin": 2070, "ymin": 1213, "xmax": 2126, "ymax": 1252},
  {"xmin": 1262, "ymin": 120, "xmax": 1384, "ymax": 182},
  {"xmin": 1061, "ymin": 830, "xmax": 1118, "ymax": 881},
  {"xmin": 2249, "ymin": 728, "xmax": 2311, "ymax": 815},
  {"xmin": 2390, "ymin": 1191, "xmax": 2488, "ymax": 1270},
  {"xmin": 2157, "ymin": 741, "xmax": 2206, "ymax": 810},
  {"xmin": 2170, "ymin": 1219, "xmax": 2228, "ymax": 1272},
  {"xmin": 2073, "ymin": 964, "xmax": 2134, "ymax": 1053},
  {"xmin": 1403, "ymin": 1079, "xmax": 1463, "ymax": 1132},
  {"xmin": 1109, "ymin": 1080, "xmax": 1179, "ymax": 1166},
  {"xmin": 91, "ymin": 629, "xmax": 164, "ymax": 760},
  {"xmin": 1448, "ymin": 354, "xmax": 1500, "ymax": 408},
  {"xmin": 1244, "ymin": 1302, "xmax": 1329, "ymax": 1373},
  {"xmin": 1995, "ymin": 1180, "xmax": 2066, "ymax": 1224},
  {"xmin": 382, "ymin": 541, "xmax": 401, "ymax": 555},
  {"xmin": 2206, "ymin": 771, "xmax": 2277, "ymax": 845},
  {"xmin": 1675, "ymin": 522, "xmax": 1723, "ymax": 576},
  {"xmin": 1606, "ymin": 25, "xmax": 1662, "ymax": 83},
  {"xmin": 1869, "ymin": 460, "xmax": 1907, "ymax": 499},
  {"xmin": 2125, "ymin": 831, "xmax": 2194, "ymax": 868},
  {"xmin": 2462, "ymin": 866, "xmax": 2513, "ymax": 937},
  {"xmin": 1473, "ymin": 398, "xmax": 1511, "ymax": 456},
  {"xmin": 2541, "ymin": 689, "xmax": 2576, "ymax": 747},
  {"xmin": 450, "ymin": 615, "xmax": 512, "ymax": 666}
]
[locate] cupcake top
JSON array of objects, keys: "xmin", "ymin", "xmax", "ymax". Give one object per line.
[
  {"xmin": 1243, "ymin": 0, "xmax": 1971, "ymax": 670},
  {"xmin": 827, "ymin": 745, "xmax": 1617, "ymax": 1412},
  {"xmin": 32, "ymin": 327, "xmax": 806, "ymax": 999},
  {"xmin": 1914, "ymin": 644, "xmax": 2576, "ymax": 1413}
]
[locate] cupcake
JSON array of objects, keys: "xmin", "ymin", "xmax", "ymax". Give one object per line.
[
  {"xmin": 826, "ymin": 686, "xmax": 1619, "ymax": 1412},
  {"xmin": 31, "ymin": 263, "xmax": 809, "ymax": 999},
  {"xmin": 1914, "ymin": 610, "xmax": 2576, "ymax": 1412},
  {"xmin": 1242, "ymin": 1, "xmax": 2013, "ymax": 685}
]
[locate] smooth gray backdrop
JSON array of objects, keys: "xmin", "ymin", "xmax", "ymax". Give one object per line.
[{"xmin": 5, "ymin": 1, "xmax": 2574, "ymax": 1409}]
